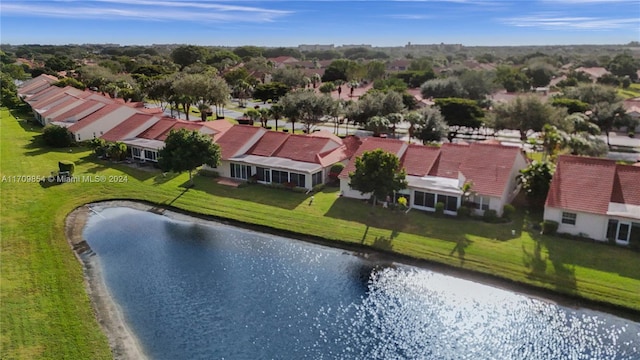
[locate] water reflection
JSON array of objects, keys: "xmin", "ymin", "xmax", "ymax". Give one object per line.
[{"xmin": 84, "ymin": 207, "xmax": 639, "ymax": 360}]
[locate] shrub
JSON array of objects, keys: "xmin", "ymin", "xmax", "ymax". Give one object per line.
[
  {"xmin": 541, "ymin": 220, "xmax": 559, "ymax": 235},
  {"xmin": 457, "ymin": 205, "xmax": 472, "ymax": 218},
  {"xmin": 502, "ymin": 204, "xmax": 516, "ymax": 220},
  {"xmin": 397, "ymin": 196, "xmax": 407, "ymax": 209},
  {"xmin": 434, "ymin": 202, "xmax": 445, "ymax": 216},
  {"xmin": 198, "ymin": 169, "xmax": 219, "ymax": 178},
  {"xmin": 43, "ymin": 125, "xmax": 73, "ymax": 147},
  {"xmin": 483, "ymin": 209, "xmax": 498, "ymax": 223},
  {"xmin": 312, "ymin": 183, "xmax": 326, "ymax": 193},
  {"xmin": 58, "ymin": 161, "xmax": 75, "ymax": 175}
]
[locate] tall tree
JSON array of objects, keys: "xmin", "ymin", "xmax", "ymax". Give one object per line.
[
  {"xmin": 434, "ymin": 98, "xmax": 484, "ymax": 142},
  {"xmin": 158, "ymin": 129, "xmax": 221, "ymax": 186},
  {"xmin": 420, "ymin": 77, "xmax": 467, "ymax": 99},
  {"xmin": 415, "ymin": 107, "xmax": 447, "ymax": 144},
  {"xmin": 171, "ymin": 45, "xmax": 208, "ymax": 69},
  {"xmin": 280, "ymin": 89, "xmax": 333, "ymax": 133},
  {"xmin": 517, "ymin": 161, "xmax": 554, "ymax": 209},
  {"xmin": 492, "ymin": 95, "xmax": 565, "ymax": 141},
  {"xmin": 349, "ymin": 149, "xmax": 407, "ymax": 206}
]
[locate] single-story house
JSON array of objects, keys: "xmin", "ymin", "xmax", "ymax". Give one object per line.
[
  {"xmin": 210, "ymin": 125, "xmax": 356, "ymax": 190},
  {"xmin": 339, "ymin": 139, "xmax": 528, "ymax": 216},
  {"xmin": 16, "ymin": 74, "xmax": 59, "ymax": 100},
  {"xmin": 544, "ymin": 155, "xmax": 640, "ymax": 246}
]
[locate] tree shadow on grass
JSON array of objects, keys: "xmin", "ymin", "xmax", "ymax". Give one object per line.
[
  {"xmin": 524, "ymin": 231, "xmax": 577, "ymax": 293},
  {"xmin": 180, "ymin": 176, "xmax": 308, "ymax": 210},
  {"xmin": 325, "ymin": 197, "xmax": 522, "ymax": 244},
  {"xmin": 450, "ymin": 236, "xmax": 473, "ymax": 265}
]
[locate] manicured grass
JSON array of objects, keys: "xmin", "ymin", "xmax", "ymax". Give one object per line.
[
  {"xmin": 617, "ymin": 83, "xmax": 640, "ymax": 99},
  {"xmin": 2, "ymin": 107, "xmax": 640, "ymax": 358}
]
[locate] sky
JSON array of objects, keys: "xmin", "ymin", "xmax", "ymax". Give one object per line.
[{"xmin": 1, "ymin": 0, "xmax": 639, "ymax": 47}]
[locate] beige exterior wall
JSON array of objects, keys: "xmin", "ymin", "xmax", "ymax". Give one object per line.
[{"xmin": 544, "ymin": 207, "xmax": 608, "ymax": 241}]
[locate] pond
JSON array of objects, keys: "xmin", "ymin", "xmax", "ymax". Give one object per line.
[{"xmin": 83, "ymin": 206, "xmax": 640, "ymax": 360}]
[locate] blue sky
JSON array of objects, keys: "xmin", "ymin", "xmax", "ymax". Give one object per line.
[{"xmin": 1, "ymin": 0, "xmax": 639, "ymax": 47}]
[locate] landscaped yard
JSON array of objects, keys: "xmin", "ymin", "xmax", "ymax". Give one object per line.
[{"xmin": 1, "ymin": 107, "xmax": 639, "ymax": 359}]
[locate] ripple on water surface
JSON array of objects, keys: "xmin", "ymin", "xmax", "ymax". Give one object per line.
[{"xmin": 83, "ymin": 207, "xmax": 640, "ymax": 360}]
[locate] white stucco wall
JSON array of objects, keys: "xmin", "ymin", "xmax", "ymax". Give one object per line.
[
  {"xmin": 544, "ymin": 207, "xmax": 608, "ymax": 241},
  {"xmin": 340, "ymin": 178, "xmax": 370, "ymax": 199}
]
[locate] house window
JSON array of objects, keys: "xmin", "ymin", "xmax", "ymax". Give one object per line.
[
  {"xmin": 271, "ymin": 170, "xmax": 289, "ymax": 184},
  {"xmin": 471, "ymin": 195, "xmax": 490, "ymax": 211},
  {"xmin": 413, "ymin": 191, "xmax": 436, "ymax": 208},
  {"xmin": 289, "ymin": 172, "xmax": 306, "ymax": 188},
  {"xmin": 144, "ymin": 150, "xmax": 157, "ymax": 162},
  {"xmin": 437, "ymin": 194, "xmax": 458, "ymax": 212},
  {"xmin": 132, "ymin": 148, "xmax": 141, "ymax": 158},
  {"xmin": 312, "ymin": 171, "xmax": 323, "ymax": 186},
  {"xmin": 561, "ymin": 212, "xmax": 576, "ymax": 225},
  {"xmin": 256, "ymin": 167, "xmax": 270, "ymax": 182},
  {"xmin": 230, "ymin": 163, "xmax": 251, "ymax": 180}
]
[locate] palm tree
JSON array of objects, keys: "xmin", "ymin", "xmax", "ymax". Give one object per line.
[
  {"xmin": 270, "ymin": 103, "xmax": 283, "ymax": 131},
  {"xmin": 311, "ymin": 73, "xmax": 322, "ymax": 89},
  {"xmin": 259, "ymin": 107, "xmax": 270, "ymax": 128},
  {"xmin": 404, "ymin": 111, "xmax": 423, "ymax": 143},
  {"xmin": 386, "ymin": 112, "xmax": 404, "ymax": 139}
]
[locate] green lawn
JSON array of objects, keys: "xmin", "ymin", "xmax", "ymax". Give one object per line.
[
  {"xmin": 2, "ymin": 107, "xmax": 640, "ymax": 359},
  {"xmin": 617, "ymin": 83, "xmax": 640, "ymax": 99}
]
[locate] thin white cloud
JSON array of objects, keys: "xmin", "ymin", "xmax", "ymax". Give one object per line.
[
  {"xmin": 539, "ymin": 0, "xmax": 638, "ymax": 3},
  {"xmin": 389, "ymin": 14, "xmax": 435, "ymax": 19},
  {"xmin": 501, "ymin": 13, "xmax": 639, "ymax": 30},
  {"xmin": 0, "ymin": 1, "xmax": 292, "ymax": 22}
]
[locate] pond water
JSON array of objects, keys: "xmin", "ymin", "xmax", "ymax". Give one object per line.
[{"xmin": 83, "ymin": 207, "xmax": 640, "ymax": 360}]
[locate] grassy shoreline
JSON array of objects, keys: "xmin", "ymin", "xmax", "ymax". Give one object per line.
[{"xmin": 2, "ymin": 107, "xmax": 639, "ymax": 359}]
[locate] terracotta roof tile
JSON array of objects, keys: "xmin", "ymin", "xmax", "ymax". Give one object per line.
[
  {"xmin": 67, "ymin": 103, "xmax": 124, "ymax": 132},
  {"xmin": 101, "ymin": 113, "xmax": 160, "ymax": 142},
  {"xmin": 274, "ymin": 134, "xmax": 336, "ymax": 164},
  {"xmin": 611, "ymin": 164, "xmax": 640, "ymax": 206},
  {"xmin": 50, "ymin": 99, "xmax": 105, "ymax": 122},
  {"xmin": 402, "ymin": 144, "xmax": 440, "ymax": 176},
  {"xmin": 248, "ymin": 131, "xmax": 290, "ymax": 157},
  {"xmin": 339, "ymin": 137, "xmax": 406, "ymax": 179},
  {"xmin": 137, "ymin": 118, "xmax": 204, "ymax": 141},
  {"xmin": 460, "ymin": 142, "xmax": 521, "ymax": 197},
  {"xmin": 428, "ymin": 143, "xmax": 470, "ymax": 179},
  {"xmin": 545, "ymin": 155, "xmax": 617, "ymax": 215},
  {"xmin": 215, "ymin": 125, "xmax": 265, "ymax": 159}
]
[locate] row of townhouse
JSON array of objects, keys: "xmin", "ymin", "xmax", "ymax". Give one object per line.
[{"xmin": 18, "ymin": 75, "xmax": 639, "ymax": 247}]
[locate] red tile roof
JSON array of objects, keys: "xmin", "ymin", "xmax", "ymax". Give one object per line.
[
  {"xmin": 202, "ymin": 119, "xmax": 234, "ymax": 141},
  {"xmin": 137, "ymin": 118, "xmax": 205, "ymax": 141},
  {"xmin": 339, "ymin": 137, "xmax": 406, "ymax": 179},
  {"xmin": 67, "ymin": 103, "xmax": 123, "ymax": 132},
  {"xmin": 101, "ymin": 113, "xmax": 160, "ymax": 142},
  {"xmin": 402, "ymin": 144, "xmax": 440, "ymax": 176},
  {"xmin": 428, "ymin": 143, "xmax": 470, "ymax": 178},
  {"xmin": 248, "ymin": 131, "xmax": 290, "ymax": 157},
  {"xmin": 611, "ymin": 164, "xmax": 640, "ymax": 206},
  {"xmin": 546, "ymin": 155, "xmax": 617, "ymax": 214},
  {"xmin": 215, "ymin": 125, "xmax": 265, "ymax": 159},
  {"xmin": 274, "ymin": 134, "xmax": 338, "ymax": 164},
  {"xmin": 50, "ymin": 100, "xmax": 104, "ymax": 122},
  {"xmin": 460, "ymin": 142, "xmax": 521, "ymax": 197}
]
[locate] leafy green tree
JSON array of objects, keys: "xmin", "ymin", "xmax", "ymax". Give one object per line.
[
  {"xmin": 171, "ymin": 45, "xmax": 208, "ymax": 69},
  {"xmin": 253, "ymin": 82, "xmax": 289, "ymax": 102},
  {"xmin": 280, "ymin": 89, "xmax": 333, "ymax": 133},
  {"xmin": 495, "ymin": 65, "xmax": 530, "ymax": 92},
  {"xmin": 434, "ymin": 98, "xmax": 484, "ymax": 142},
  {"xmin": 607, "ymin": 53, "xmax": 639, "ymax": 81},
  {"xmin": 42, "ymin": 125, "xmax": 73, "ymax": 147},
  {"xmin": 366, "ymin": 60, "xmax": 386, "ymax": 81},
  {"xmin": 319, "ymin": 82, "xmax": 336, "ymax": 94},
  {"xmin": 589, "ymin": 102, "xmax": 628, "ymax": 148},
  {"xmin": 233, "ymin": 46, "xmax": 264, "ymax": 60},
  {"xmin": 349, "ymin": 149, "xmax": 407, "ymax": 206},
  {"xmin": 550, "ymin": 98, "xmax": 590, "ymax": 114},
  {"xmin": 404, "ymin": 111, "xmax": 422, "ymax": 142},
  {"xmin": 158, "ymin": 129, "xmax": 221, "ymax": 186},
  {"xmin": 392, "ymin": 70, "xmax": 435, "ymax": 88},
  {"xmin": 244, "ymin": 107, "xmax": 261, "ymax": 125},
  {"xmin": 365, "ymin": 115, "xmax": 390, "ymax": 137},
  {"xmin": 459, "ymin": 70, "xmax": 495, "ymax": 100},
  {"xmin": 415, "ymin": 107, "xmax": 447, "ymax": 144},
  {"xmin": 53, "ymin": 77, "xmax": 85, "ymax": 90},
  {"xmin": 0, "ymin": 73, "xmax": 21, "ymax": 107},
  {"xmin": 322, "ymin": 59, "xmax": 362, "ymax": 82},
  {"xmin": 525, "ymin": 62, "xmax": 556, "ymax": 87},
  {"xmin": 492, "ymin": 95, "xmax": 565, "ymax": 141},
  {"xmin": 408, "ymin": 57, "xmax": 433, "ymax": 71},
  {"xmin": 420, "ymin": 77, "xmax": 466, "ymax": 99},
  {"xmin": 272, "ymin": 67, "xmax": 306, "ymax": 89},
  {"xmin": 563, "ymin": 84, "xmax": 618, "ymax": 105},
  {"xmin": 386, "ymin": 112, "xmax": 404, "ymax": 138},
  {"xmin": 517, "ymin": 161, "xmax": 554, "ymax": 208},
  {"xmin": 45, "ymin": 55, "xmax": 74, "ymax": 72},
  {"xmin": 105, "ymin": 142, "xmax": 128, "ymax": 161}
]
